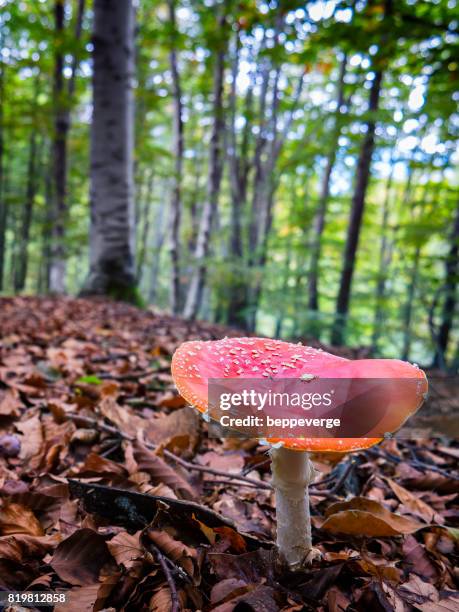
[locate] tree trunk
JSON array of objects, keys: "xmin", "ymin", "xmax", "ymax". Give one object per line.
[
  {"xmin": 82, "ymin": 0, "xmax": 137, "ymax": 301},
  {"xmin": 433, "ymin": 198, "xmax": 459, "ymax": 367},
  {"xmin": 183, "ymin": 13, "xmax": 227, "ymax": 320},
  {"xmin": 148, "ymin": 181, "xmax": 168, "ymax": 304},
  {"xmin": 330, "ymin": 68, "xmax": 383, "ymax": 346},
  {"xmin": 226, "ymin": 37, "xmax": 252, "ymax": 329},
  {"xmin": 14, "ymin": 132, "xmax": 40, "ymax": 292},
  {"xmin": 0, "ymin": 35, "xmax": 5, "ymax": 292},
  {"xmin": 49, "ymin": 0, "xmax": 85, "ymax": 293},
  {"xmin": 371, "ymin": 150, "xmax": 396, "ymax": 352},
  {"xmin": 308, "ymin": 54, "xmax": 347, "ymax": 313},
  {"xmin": 246, "ymin": 72, "xmax": 304, "ymax": 332},
  {"xmin": 49, "ymin": 0, "xmax": 67, "ymax": 293},
  {"xmin": 401, "ymin": 245, "xmax": 421, "ymax": 362},
  {"xmin": 168, "ymin": 0, "xmax": 184, "ymax": 314},
  {"xmin": 136, "ymin": 167, "xmax": 155, "ymax": 283}
]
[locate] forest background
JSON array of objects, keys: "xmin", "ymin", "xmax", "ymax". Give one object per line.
[{"xmin": 0, "ymin": 0, "xmax": 458, "ymax": 370}]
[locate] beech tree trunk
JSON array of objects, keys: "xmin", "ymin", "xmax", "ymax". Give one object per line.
[
  {"xmin": 82, "ymin": 0, "xmax": 137, "ymax": 301},
  {"xmin": 49, "ymin": 0, "xmax": 85, "ymax": 293},
  {"xmin": 48, "ymin": 0, "xmax": 67, "ymax": 293},
  {"xmin": 0, "ymin": 47, "xmax": 5, "ymax": 292},
  {"xmin": 14, "ymin": 133, "xmax": 40, "ymax": 292},
  {"xmin": 308, "ymin": 54, "xmax": 347, "ymax": 313},
  {"xmin": 183, "ymin": 13, "xmax": 227, "ymax": 320},
  {"xmin": 401, "ymin": 245, "xmax": 421, "ymax": 362},
  {"xmin": 226, "ymin": 40, "xmax": 253, "ymax": 329},
  {"xmin": 136, "ymin": 167, "xmax": 155, "ymax": 282},
  {"xmin": 371, "ymin": 152, "xmax": 396, "ymax": 352},
  {"xmin": 433, "ymin": 198, "xmax": 459, "ymax": 367},
  {"xmin": 331, "ymin": 68, "xmax": 383, "ymax": 346},
  {"xmin": 168, "ymin": 0, "xmax": 184, "ymax": 314}
]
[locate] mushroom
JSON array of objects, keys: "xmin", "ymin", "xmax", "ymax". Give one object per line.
[{"xmin": 171, "ymin": 337, "xmax": 427, "ymax": 569}]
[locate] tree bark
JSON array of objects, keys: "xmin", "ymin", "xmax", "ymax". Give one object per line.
[
  {"xmin": 49, "ymin": 0, "xmax": 67, "ymax": 293},
  {"xmin": 371, "ymin": 150, "xmax": 396, "ymax": 352},
  {"xmin": 401, "ymin": 245, "xmax": 421, "ymax": 362},
  {"xmin": 136, "ymin": 167, "xmax": 155, "ymax": 283},
  {"xmin": 14, "ymin": 132, "xmax": 40, "ymax": 292},
  {"xmin": 0, "ymin": 29, "xmax": 5, "ymax": 292},
  {"xmin": 330, "ymin": 68, "xmax": 383, "ymax": 346},
  {"xmin": 168, "ymin": 0, "xmax": 184, "ymax": 314},
  {"xmin": 433, "ymin": 198, "xmax": 459, "ymax": 367},
  {"xmin": 148, "ymin": 181, "xmax": 168, "ymax": 304},
  {"xmin": 226, "ymin": 35, "xmax": 252, "ymax": 329},
  {"xmin": 183, "ymin": 12, "xmax": 227, "ymax": 320},
  {"xmin": 308, "ymin": 54, "xmax": 347, "ymax": 313},
  {"xmin": 82, "ymin": 0, "xmax": 137, "ymax": 301},
  {"xmin": 49, "ymin": 0, "xmax": 85, "ymax": 293}
]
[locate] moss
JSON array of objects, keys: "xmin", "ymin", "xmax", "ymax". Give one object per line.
[{"xmin": 106, "ymin": 282, "xmax": 145, "ymax": 307}]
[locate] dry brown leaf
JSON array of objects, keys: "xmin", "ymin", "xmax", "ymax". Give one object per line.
[
  {"xmin": 75, "ymin": 451, "xmax": 127, "ymax": 477},
  {"xmin": 386, "ymin": 477, "xmax": 442, "ymax": 524},
  {"xmin": 352, "ymin": 557, "xmax": 402, "ymax": 583},
  {"xmin": 107, "ymin": 530, "xmax": 143, "ymax": 569},
  {"xmin": 146, "ymin": 406, "xmax": 200, "ymax": 453},
  {"xmin": 146, "ymin": 528, "xmax": 199, "ymax": 581},
  {"xmin": 402, "ymin": 534, "xmax": 437, "ymax": 581},
  {"xmin": 133, "ymin": 443, "xmax": 195, "ymax": 499},
  {"xmin": 54, "ymin": 573, "xmax": 120, "ymax": 612},
  {"xmin": 16, "ymin": 414, "xmax": 43, "ymax": 461},
  {"xmin": 0, "ymin": 502, "xmax": 44, "ymax": 536},
  {"xmin": 98, "ymin": 396, "xmax": 145, "ymax": 438},
  {"xmin": 0, "ymin": 388, "xmax": 22, "ymax": 416},
  {"xmin": 320, "ymin": 497, "xmax": 423, "ymax": 536},
  {"xmin": 149, "ymin": 586, "xmax": 186, "ymax": 612},
  {"xmin": 0, "ymin": 533, "xmax": 60, "ymax": 562},
  {"xmin": 50, "ymin": 528, "xmax": 114, "ymax": 586},
  {"xmin": 327, "ymin": 586, "xmax": 351, "ymax": 612},
  {"xmin": 210, "ymin": 578, "xmax": 250, "ymax": 606}
]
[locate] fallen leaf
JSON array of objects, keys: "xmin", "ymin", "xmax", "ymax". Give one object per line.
[
  {"xmin": 146, "ymin": 528, "xmax": 199, "ymax": 581},
  {"xmin": 319, "ymin": 497, "xmax": 423, "ymax": 536},
  {"xmin": 0, "ymin": 533, "xmax": 59, "ymax": 562},
  {"xmin": 133, "ymin": 443, "xmax": 195, "ymax": 499},
  {"xmin": 402, "ymin": 534, "xmax": 437, "ymax": 581},
  {"xmin": 0, "ymin": 502, "xmax": 44, "ymax": 536},
  {"xmin": 50, "ymin": 528, "xmax": 114, "ymax": 586},
  {"xmin": 108, "ymin": 530, "xmax": 143, "ymax": 569},
  {"xmin": 386, "ymin": 478, "xmax": 441, "ymax": 523}
]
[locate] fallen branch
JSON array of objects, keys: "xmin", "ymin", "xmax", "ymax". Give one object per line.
[
  {"xmin": 147, "ymin": 541, "xmax": 181, "ymax": 612},
  {"xmin": 365, "ymin": 447, "xmax": 459, "ymax": 481},
  {"xmin": 68, "ymin": 479, "xmax": 271, "ymax": 548}
]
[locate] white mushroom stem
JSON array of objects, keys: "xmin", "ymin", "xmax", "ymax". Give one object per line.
[{"xmin": 270, "ymin": 446, "xmax": 317, "ymax": 569}]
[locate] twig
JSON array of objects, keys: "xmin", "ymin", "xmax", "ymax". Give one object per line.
[
  {"xmin": 66, "ymin": 413, "xmax": 274, "ymax": 489},
  {"xmin": 202, "ymin": 479, "xmax": 263, "ymax": 489},
  {"xmin": 148, "ymin": 542, "xmax": 180, "ymax": 612},
  {"xmin": 365, "ymin": 447, "xmax": 459, "ymax": 481},
  {"xmin": 326, "ymin": 460, "xmax": 355, "ymax": 495},
  {"xmin": 68, "ymin": 414, "xmax": 122, "ymax": 438},
  {"xmin": 162, "ymin": 448, "xmax": 273, "ymax": 490},
  {"xmin": 241, "ymin": 457, "xmax": 271, "ymax": 475},
  {"xmin": 90, "ymin": 352, "xmax": 134, "ymax": 363},
  {"xmin": 66, "ymin": 413, "xmax": 349, "ymax": 495},
  {"xmin": 124, "ymin": 398, "xmax": 159, "ymax": 408},
  {"xmin": 97, "ymin": 369, "xmax": 156, "ymax": 381}
]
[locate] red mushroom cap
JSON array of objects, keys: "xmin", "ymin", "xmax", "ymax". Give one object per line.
[{"xmin": 171, "ymin": 337, "xmax": 428, "ymax": 453}]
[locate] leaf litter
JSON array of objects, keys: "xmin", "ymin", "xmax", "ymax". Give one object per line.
[{"xmin": 0, "ymin": 296, "xmax": 457, "ymax": 611}]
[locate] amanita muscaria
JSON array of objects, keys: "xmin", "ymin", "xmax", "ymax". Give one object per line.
[{"xmin": 171, "ymin": 337, "xmax": 427, "ymax": 569}]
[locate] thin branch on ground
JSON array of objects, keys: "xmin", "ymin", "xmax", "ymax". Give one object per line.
[{"xmin": 147, "ymin": 542, "xmax": 181, "ymax": 612}]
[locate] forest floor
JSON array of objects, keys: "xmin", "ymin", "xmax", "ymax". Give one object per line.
[{"xmin": 0, "ymin": 296, "xmax": 458, "ymax": 612}]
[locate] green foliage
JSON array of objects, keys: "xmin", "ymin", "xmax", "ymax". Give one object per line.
[{"xmin": 0, "ymin": 0, "xmax": 458, "ymax": 367}]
